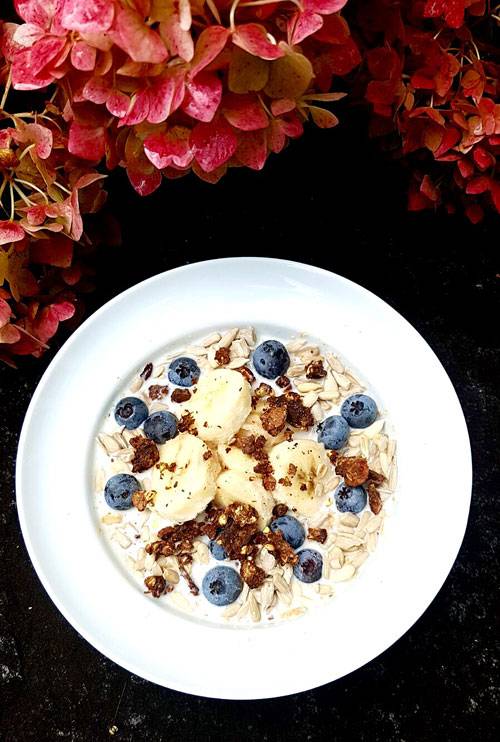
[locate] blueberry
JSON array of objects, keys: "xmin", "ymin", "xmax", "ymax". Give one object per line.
[
  {"xmin": 334, "ymin": 483, "xmax": 367, "ymax": 513},
  {"xmin": 114, "ymin": 397, "xmax": 148, "ymax": 429},
  {"xmin": 270, "ymin": 515, "xmax": 305, "ymax": 550},
  {"xmin": 104, "ymin": 473, "xmax": 141, "ymax": 510},
  {"xmin": 293, "ymin": 549, "xmax": 323, "ymax": 583},
  {"xmin": 252, "ymin": 340, "xmax": 290, "ymax": 380},
  {"xmin": 209, "ymin": 539, "xmax": 228, "ymax": 561},
  {"xmin": 143, "ymin": 411, "xmax": 178, "ymax": 444},
  {"xmin": 317, "ymin": 415, "xmax": 349, "ymax": 450},
  {"xmin": 341, "ymin": 394, "xmax": 378, "ymax": 429},
  {"xmin": 168, "ymin": 357, "xmax": 200, "ymax": 387},
  {"xmin": 202, "ymin": 566, "xmax": 243, "ymax": 606}
]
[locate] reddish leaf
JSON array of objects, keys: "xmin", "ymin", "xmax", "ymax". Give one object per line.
[
  {"xmin": 267, "ymin": 119, "xmax": 287, "ymax": 153},
  {"xmin": 182, "ymin": 72, "xmax": 223, "ymax": 123},
  {"xmin": 116, "ymin": 8, "xmax": 168, "ymax": 64},
  {"xmin": 83, "ymin": 75, "xmax": 111, "ymax": 104},
  {"xmin": 61, "ymin": 0, "xmax": 115, "ymax": 34},
  {"xmin": 0, "ymin": 221, "xmax": 25, "ymax": 245},
  {"xmin": 457, "ymin": 158, "xmax": 474, "ymax": 179},
  {"xmin": 466, "ymin": 175, "xmax": 491, "ymax": 194},
  {"xmin": 472, "ymin": 146, "xmax": 494, "ymax": 171},
  {"xmin": 127, "ymin": 167, "xmax": 163, "ymax": 196},
  {"xmin": 61, "ymin": 264, "xmax": 82, "ymax": 286},
  {"xmin": 160, "ymin": 16, "xmax": 194, "ymax": 62},
  {"xmin": 0, "ymin": 324, "xmax": 22, "ymax": 344},
  {"xmin": 29, "ymin": 36, "xmax": 67, "ymax": 77},
  {"xmin": 465, "ymin": 204, "xmax": 484, "ymax": 223},
  {"xmin": 289, "ymin": 12, "xmax": 324, "ymax": 46},
  {"xmin": 144, "ymin": 127, "xmax": 193, "ymax": 169},
  {"xmin": 423, "ymin": 0, "xmax": 465, "ymax": 29},
  {"xmin": 270, "ymin": 99, "xmax": 296, "ymax": 116},
  {"xmin": 106, "ymin": 90, "xmax": 130, "ymax": 118},
  {"xmin": 68, "ymin": 121, "xmax": 106, "ymax": 161},
  {"xmin": 12, "ymin": 47, "xmax": 55, "ymax": 90},
  {"xmin": 119, "ymin": 89, "xmax": 150, "ymax": 126},
  {"xmin": 26, "ymin": 205, "xmax": 46, "ymax": 226},
  {"xmin": 71, "ymin": 40, "xmax": 97, "ymax": 71},
  {"xmin": 309, "ymin": 106, "xmax": 339, "ymax": 128},
  {"xmin": 235, "ymin": 130, "xmax": 268, "ymax": 170},
  {"xmin": 232, "ymin": 24, "xmax": 285, "ymax": 61},
  {"xmin": 304, "ymin": 0, "xmax": 347, "ymax": 10},
  {"xmin": 223, "ymin": 94, "xmax": 268, "ymax": 131},
  {"xmin": 189, "ymin": 26, "xmax": 230, "ymax": 79},
  {"xmin": 313, "ymin": 13, "xmax": 350, "ymax": 44},
  {"xmin": 192, "ymin": 117, "xmax": 238, "ymax": 172},
  {"xmin": 147, "ymin": 70, "xmax": 186, "ymax": 124},
  {"xmin": 30, "ymin": 235, "xmax": 73, "ymax": 267}
]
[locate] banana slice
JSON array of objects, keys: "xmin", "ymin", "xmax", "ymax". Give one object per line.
[
  {"xmin": 215, "ymin": 443, "xmax": 274, "ymax": 528},
  {"xmin": 184, "ymin": 368, "xmax": 252, "ymax": 445},
  {"xmin": 151, "ymin": 432, "xmax": 220, "ymax": 523},
  {"xmin": 238, "ymin": 404, "xmax": 288, "ymax": 451},
  {"xmin": 270, "ymin": 439, "xmax": 330, "ymax": 517}
]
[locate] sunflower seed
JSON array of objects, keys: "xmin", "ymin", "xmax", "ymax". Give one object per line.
[
  {"xmin": 248, "ymin": 592, "xmax": 261, "ymax": 622},
  {"xmin": 115, "ymin": 449, "xmax": 134, "ymax": 462},
  {"xmin": 337, "ymin": 525, "xmax": 357, "ymax": 536},
  {"xmin": 330, "ymin": 564, "xmax": 356, "ymax": 582},
  {"xmin": 112, "ymin": 432, "xmax": 127, "ymax": 449},
  {"xmin": 328, "ymin": 546, "xmax": 344, "ymax": 568},
  {"xmin": 367, "ymin": 532, "xmax": 378, "ymax": 553},
  {"xmin": 257, "ymin": 547, "xmax": 276, "ymax": 572},
  {"xmin": 152, "ymin": 364, "xmax": 165, "ymax": 378},
  {"xmin": 296, "ymin": 381, "xmax": 323, "ymax": 392},
  {"xmin": 230, "ymin": 338, "xmax": 250, "ymax": 359},
  {"xmin": 228, "ymin": 356, "xmax": 250, "ymax": 369},
  {"xmin": 218, "ymin": 328, "xmax": 239, "ymax": 348},
  {"xmin": 325, "ymin": 353, "xmax": 344, "ymax": 373},
  {"xmin": 336, "ymin": 535, "xmax": 364, "ymax": 550},
  {"xmin": 359, "ymin": 436, "xmax": 370, "ymax": 458},
  {"xmin": 274, "ymin": 575, "xmax": 292, "ymax": 605},
  {"xmin": 97, "ymin": 433, "xmax": 121, "ymax": 455},
  {"xmin": 237, "ymin": 600, "xmax": 250, "ymax": 619},
  {"xmin": 389, "ymin": 461, "xmax": 398, "ymax": 491},
  {"xmin": 150, "ymin": 561, "xmax": 163, "ymax": 577},
  {"xmin": 169, "ymin": 593, "xmax": 192, "ymax": 612},
  {"xmin": 207, "ymin": 348, "xmax": 219, "ymax": 368},
  {"xmin": 201, "ymin": 331, "xmax": 221, "ymax": 347},
  {"xmin": 113, "ymin": 531, "xmax": 131, "ymax": 549},
  {"xmin": 378, "ymin": 452, "xmax": 390, "ymax": 478},
  {"xmin": 196, "ymin": 541, "xmax": 210, "ymax": 564},
  {"xmin": 163, "ymin": 569, "xmax": 180, "ymax": 584},
  {"xmin": 95, "ymin": 469, "xmax": 105, "ymax": 492},
  {"xmin": 302, "ymin": 391, "xmax": 319, "ymax": 408},
  {"xmin": 319, "ymin": 584, "xmax": 335, "ymax": 597},
  {"xmin": 340, "ymin": 513, "xmax": 360, "ymax": 527},
  {"xmin": 237, "ymin": 327, "xmax": 256, "ymax": 346},
  {"xmin": 259, "ymin": 580, "xmax": 275, "ymax": 611},
  {"xmin": 286, "ymin": 338, "xmax": 307, "ymax": 353},
  {"xmin": 110, "ymin": 460, "xmax": 131, "ymax": 474},
  {"xmin": 223, "ymin": 602, "xmax": 241, "ymax": 618},
  {"xmin": 311, "ymin": 402, "xmax": 324, "ymax": 422},
  {"xmin": 288, "ymin": 364, "xmax": 306, "ymax": 377},
  {"xmin": 318, "ymin": 391, "xmax": 338, "ymax": 402},
  {"xmin": 134, "ymin": 556, "xmax": 145, "ymax": 572},
  {"xmin": 332, "ymin": 371, "xmax": 351, "ymax": 390},
  {"xmin": 101, "ymin": 512, "xmax": 122, "ymax": 525},
  {"xmin": 281, "ymin": 607, "xmax": 307, "ymax": 619},
  {"xmin": 348, "ymin": 550, "xmax": 369, "ymax": 568},
  {"xmin": 324, "ymin": 474, "xmax": 341, "ymax": 492},
  {"xmin": 184, "ymin": 345, "xmax": 208, "ymax": 356},
  {"xmin": 375, "ymin": 434, "xmax": 388, "ymax": 452},
  {"xmin": 387, "ymin": 438, "xmax": 397, "ymax": 459}
]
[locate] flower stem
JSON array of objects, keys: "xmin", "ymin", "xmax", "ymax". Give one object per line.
[
  {"xmin": 9, "ymin": 181, "xmax": 15, "ymax": 221},
  {"xmin": 12, "ymin": 181, "xmax": 34, "ymax": 207},
  {"xmin": 0, "ymin": 67, "xmax": 12, "ymax": 111},
  {"xmin": 205, "ymin": 0, "xmax": 222, "ymax": 24},
  {"xmin": 15, "ymin": 179, "xmax": 50, "ymax": 204}
]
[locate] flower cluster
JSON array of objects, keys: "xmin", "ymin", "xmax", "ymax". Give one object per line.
[
  {"xmin": 354, "ymin": 0, "xmax": 500, "ymax": 221},
  {"xmin": 0, "ymin": 40, "xmax": 107, "ymax": 365},
  {"xmin": 4, "ymin": 0, "xmax": 359, "ymax": 194}
]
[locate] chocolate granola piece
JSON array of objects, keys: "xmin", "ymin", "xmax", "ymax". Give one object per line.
[
  {"xmin": 140, "ymin": 362, "xmax": 153, "ymax": 381},
  {"xmin": 202, "ymin": 505, "xmax": 226, "ymax": 539},
  {"xmin": 260, "ymin": 403, "xmax": 287, "ymax": 436},
  {"xmin": 328, "ymin": 450, "xmax": 339, "ymax": 465},
  {"xmin": 171, "ymin": 388, "xmax": 191, "ymax": 403},
  {"xmin": 367, "ymin": 482, "xmax": 383, "ymax": 515},
  {"xmin": 367, "ymin": 469, "xmax": 386, "ymax": 486},
  {"xmin": 149, "ymin": 520, "xmax": 204, "ymax": 557},
  {"xmin": 284, "ymin": 391, "xmax": 314, "ymax": 429},
  {"xmin": 288, "ymin": 463, "xmax": 297, "ymax": 475},
  {"xmin": 234, "ymin": 433, "xmax": 266, "ymax": 457},
  {"xmin": 225, "ymin": 502, "xmax": 259, "ymax": 526},
  {"xmin": 148, "ymin": 384, "xmax": 169, "ymax": 400},
  {"xmin": 215, "ymin": 347, "xmax": 230, "ymax": 366},
  {"xmin": 240, "ymin": 559, "xmax": 266, "ymax": 589},
  {"xmin": 178, "ymin": 411, "xmax": 197, "ymax": 435},
  {"xmin": 305, "ymin": 359, "xmax": 327, "ymax": 379},
  {"xmin": 144, "ymin": 575, "xmax": 167, "ymax": 598},
  {"xmin": 278, "ymin": 477, "xmax": 292, "ymax": 487},
  {"xmin": 254, "ymin": 530, "xmax": 298, "ymax": 567},
  {"xmin": 272, "ymin": 503, "xmax": 288, "ymax": 518},
  {"xmin": 218, "ymin": 523, "xmax": 259, "ymax": 560},
  {"xmin": 203, "ymin": 450, "xmax": 212, "ymax": 461},
  {"xmin": 177, "ymin": 556, "xmax": 199, "ymax": 596},
  {"xmin": 132, "ymin": 489, "xmax": 153, "ymax": 512},
  {"xmin": 262, "ymin": 474, "xmax": 276, "ymax": 491},
  {"xmin": 130, "ymin": 435, "xmax": 160, "ymax": 473},
  {"xmin": 307, "ymin": 527, "xmax": 328, "ymax": 544},
  {"xmin": 276, "ymin": 375, "xmax": 291, "ymax": 389},
  {"xmin": 335, "ymin": 456, "xmax": 370, "ymax": 487},
  {"xmin": 236, "ymin": 366, "xmax": 255, "ymax": 384}
]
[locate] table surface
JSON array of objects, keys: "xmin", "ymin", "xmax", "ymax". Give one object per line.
[{"xmin": 0, "ymin": 120, "xmax": 498, "ymax": 741}]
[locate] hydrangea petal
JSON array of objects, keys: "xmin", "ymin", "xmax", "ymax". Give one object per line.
[
  {"xmin": 71, "ymin": 40, "xmax": 97, "ymax": 71},
  {"xmin": 144, "ymin": 127, "xmax": 193, "ymax": 169},
  {"xmin": 182, "ymin": 72, "xmax": 222, "ymax": 123},
  {"xmin": 116, "ymin": 8, "xmax": 168, "ymax": 64},
  {"xmin": 0, "ymin": 221, "xmax": 25, "ymax": 245},
  {"xmin": 223, "ymin": 93, "xmax": 268, "ymax": 131},
  {"xmin": 30, "ymin": 235, "xmax": 73, "ymax": 267},
  {"xmin": 68, "ymin": 121, "xmax": 106, "ymax": 161},
  {"xmin": 60, "ymin": 0, "xmax": 115, "ymax": 34},
  {"xmin": 192, "ymin": 117, "xmax": 238, "ymax": 172},
  {"xmin": 189, "ymin": 26, "xmax": 230, "ymax": 79},
  {"xmin": 232, "ymin": 24, "xmax": 285, "ymax": 61}
]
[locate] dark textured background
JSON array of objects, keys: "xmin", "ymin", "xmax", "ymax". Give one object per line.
[{"xmin": 0, "ymin": 115, "xmax": 499, "ymax": 741}]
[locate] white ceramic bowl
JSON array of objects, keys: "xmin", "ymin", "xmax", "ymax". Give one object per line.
[{"xmin": 16, "ymin": 258, "xmax": 471, "ymax": 699}]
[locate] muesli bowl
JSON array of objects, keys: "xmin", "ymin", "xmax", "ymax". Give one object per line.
[{"xmin": 16, "ymin": 258, "xmax": 472, "ymax": 699}]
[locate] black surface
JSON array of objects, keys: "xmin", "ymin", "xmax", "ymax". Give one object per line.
[{"xmin": 0, "ymin": 118, "xmax": 499, "ymax": 741}]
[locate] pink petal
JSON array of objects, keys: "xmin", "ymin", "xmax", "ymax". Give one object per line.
[
  {"xmin": 83, "ymin": 75, "xmax": 111, "ymax": 104},
  {"xmin": 288, "ymin": 11, "xmax": 323, "ymax": 45},
  {"xmin": 309, "ymin": 106, "xmax": 339, "ymax": 128},
  {"xmin": 267, "ymin": 120, "xmax": 287, "ymax": 153},
  {"xmin": 235, "ymin": 129, "xmax": 268, "ymax": 170},
  {"xmin": 160, "ymin": 16, "xmax": 194, "ymax": 62},
  {"xmin": 232, "ymin": 24, "xmax": 285, "ymax": 61},
  {"xmin": 223, "ymin": 93, "xmax": 268, "ymax": 131},
  {"xmin": 116, "ymin": 8, "xmax": 168, "ymax": 64},
  {"xmin": 68, "ymin": 121, "xmax": 106, "ymax": 161},
  {"xmin": 189, "ymin": 26, "xmax": 230, "ymax": 79},
  {"xmin": 28, "ymin": 35, "xmax": 67, "ymax": 76},
  {"xmin": 12, "ymin": 47, "xmax": 55, "ymax": 90},
  {"xmin": 106, "ymin": 90, "xmax": 130, "ymax": 118},
  {"xmin": 144, "ymin": 127, "xmax": 193, "ymax": 170},
  {"xmin": 50, "ymin": 299, "xmax": 76, "ymax": 321},
  {"xmin": 192, "ymin": 117, "xmax": 238, "ymax": 172},
  {"xmin": 303, "ymin": 0, "xmax": 347, "ymax": 12},
  {"xmin": 13, "ymin": 1, "xmax": 57, "ymax": 29},
  {"xmin": 60, "ymin": 0, "xmax": 115, "ymax": 34},
  {"xmin": 74, "ymin": 172, "xmax": 107, "ymax": 189},
  {"xmin": 12, "ymin": 23, "xmax": 46, "ymax": 48},
  {"xmin": 127, "ymin": 167, "xmax": 162, "ymax": 196},
  {"xmin": 146, "ymin": 70, "xmax": 186, "ymax": 124},
  {"xmin": 270, "ymin": 99, "xmax": 296, "ymax": 116},
  {"xmin": 30, "ymin": 235, "xmax": 73, "ymax": 267},
  {"xmin": 119, "ymin": 89, "xmax": 150, "ymax": 126},
  {"xmin": 0, "ymin": 221, "xmax": 25, "ymax": 245},
  {"xmin": 71, "ymin": 40, "xmax": 97, "ymax": 70},
  {"xmin": 25, "ymin": 122, "xmax": 53, "ymax": 158},
  {"xmin": 26, "ymin": 205, "xmax": 47, "ymax": 226},
  {"xmin": 182, "ymin": 72, "xmax": 222, "ymax": 123},
  {"xmin": 0, "ymin": 298, "xmax": 12, "ymax": 328},
  {"xmin": 0, "ymin": 324, "xmax": 22, "ymax": 344}
]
